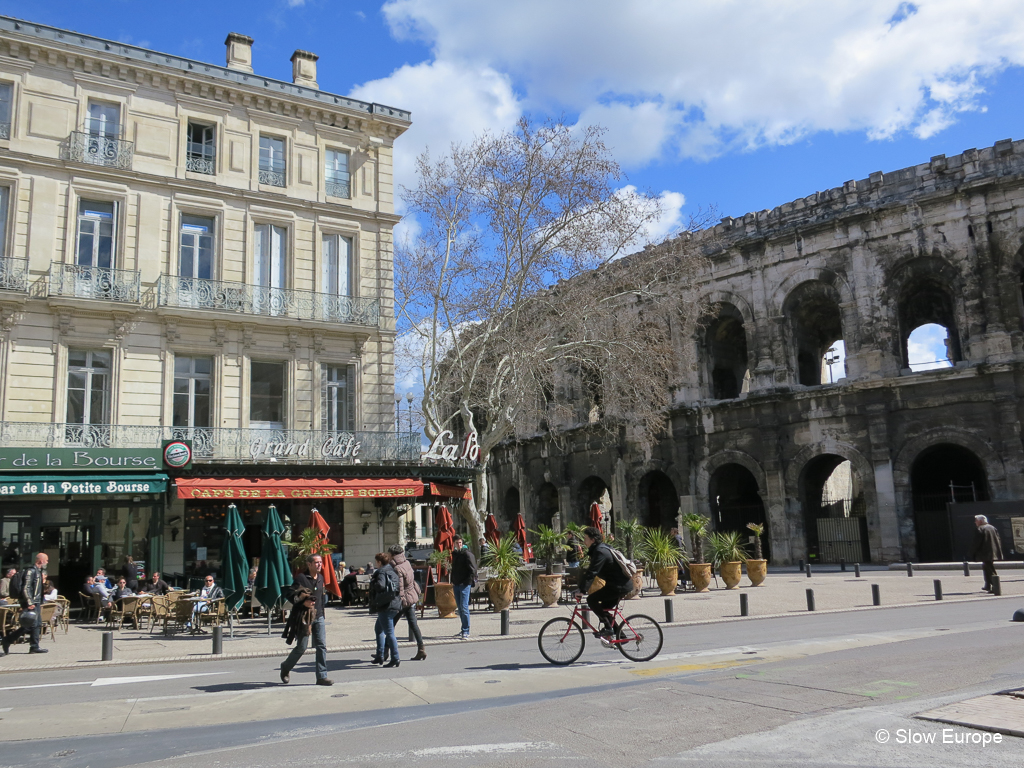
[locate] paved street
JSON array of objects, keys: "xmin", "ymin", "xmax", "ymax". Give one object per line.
[{"xmin": 2, "ymin": 597, "xmax": 1022, "ymax": 767}]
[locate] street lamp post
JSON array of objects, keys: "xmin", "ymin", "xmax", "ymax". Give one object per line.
[
  {"xmin": 406, "ymin": 391, "xmax": 414, "ymax": 433},
  {"xmin": 824, "ymin": 346, "xmax": 840, "ymax": 383},
  {"xmin": 395, "ymin": 395, "xmax": 402, "ymax": 432}
]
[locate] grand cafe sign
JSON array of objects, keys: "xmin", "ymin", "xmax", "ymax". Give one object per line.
[{"xmin": 249, "ymin": 434, "xmax": 362, "ymax": 461}]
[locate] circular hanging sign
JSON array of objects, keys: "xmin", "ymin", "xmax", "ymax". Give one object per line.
[{"xmin": 163, "ymin": 441, "xmax": 193, "ymax": 469}]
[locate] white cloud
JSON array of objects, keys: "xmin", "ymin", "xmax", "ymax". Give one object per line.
[
  {"xmin": 907, "ymin": 323, "xmax": 952, "ymax": 371},
  {"xmin": 350, "ymin": 60, "xmax": 520, "ymax": 195},
  {"xmin": 624, "ymin": 186, "xmax": 686, "ymax": 247},
  {"xmin": 378, "ymin": 0, "xmax": 1024, "ymax": 165}
]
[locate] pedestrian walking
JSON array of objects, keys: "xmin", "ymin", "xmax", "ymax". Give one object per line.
[
  {"xmin": 388, "ymin": 544, "xmax": 426, "ymax": 660},
  {"xmin": 279, "ymin": 554, "xmax": 333, "ymax": 686},
  {"xmin": 2, "ymin": 552, "xmax": 49, "ymax": 655},
  {"xmin": 450, "ymin": 534, "xmax": 476, "ymax": 640},
  {"xmin": 370, "ymin": 552, "xmax": 402, "ymax": 668},
  {"xmin": 970, "ymin": 514, "xmax": 1004, "ymax": 592}
]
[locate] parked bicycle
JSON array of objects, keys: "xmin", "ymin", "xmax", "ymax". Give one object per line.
[{"xmin": 538, "ymin": 593, "xmax": 663, "ymax": 665}]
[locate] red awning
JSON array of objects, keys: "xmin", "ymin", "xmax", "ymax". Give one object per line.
[
  {"xmin": 176, "ymin": 477, "xmax": 426, "ymax": 500},
  {"xmin": 429, "ymin": 482, "xmax": 473, "ymax": 500}
]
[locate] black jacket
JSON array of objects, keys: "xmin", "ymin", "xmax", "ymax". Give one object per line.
[
  {"xmin": 450, "ymin": 546, "xmax": 477, "ymax": 587},
  {"xmin": 580, "ymin": 542, "xmax": 632, "ymax": 594},
  {"xmin": 291, "ymin": 572, "xmax": 325, "ymax": 619},
  {"xmin": 971, "ymin": 524, "xmax": 1004, "ymax": 562},
  {"xmin": 369, "ymin": 564, "xmax": 402, "ymax": 612},
  {"xmin": 142, "ymin": 579, "xmax": 170, "ymax": 596},
  {"xmin": 19, "ymin": 565, "xmax": 44, "ymax": 608}
]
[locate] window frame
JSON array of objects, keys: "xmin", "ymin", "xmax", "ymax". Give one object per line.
[
  {"xmin": 249, "ymin": 359, "xmax": 287, "ymax": 430},
  {"xmin": 324, "ymin": 148, "xmax": 351, "ymax": 199},
  {"xmin": 185, "ymin": 121, "xmax": 217, "ymax": 175},
  {"xmin": 321, "ymin": 362, "xmax": 356, "ymax": 432},
  {"xmin": 321, "ymin": 232, "xmax": 353, "ymax": 298},
  {"xmin": 258, "ymin": 135, "xmax": 287, "ymax": 187},
  {"xmin": 85, "ymin": 100, "xmax": 121, "ymax": 139},
  {"xmin": 178, "ymin": 213, "xmax": 216, "ymax": 280},
  {"xmin": 172, "ymin": 355, "xmax": 213, "ymax": 429},
  {"xmin": 65, "ymin": 349, "xmax": 113, "ymax": 426},
  {"xmin": 75, "ymin": 199, "xmax": 117, "ymax": 269},
  {"xmin": 0, "ymin": 81, "xmax": 13, "ymax": 140}
]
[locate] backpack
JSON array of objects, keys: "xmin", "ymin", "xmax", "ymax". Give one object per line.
[
  {"xmin": 608, "ymin": 547, "xmax": 637, "ymax": 579},
  {"xmin": 8, "ymin": 568, "xmax": 26, "ymax": 602},
  {"xmin": 373, "ymin": 566, "xmax": 399, "ymax": 609}
]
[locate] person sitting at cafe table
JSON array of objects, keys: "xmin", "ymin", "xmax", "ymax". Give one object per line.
[
  {"xmin": 186, "ymin": 575, "xmax": 224, "ymax": 633},
  {"xmin": 95, "ymin": 568, "xmax": 112, "ymax": 589},
  {"xmin": 110, "ymin": 578, "xmax": 134, "ymax": 603},
  {"xmin": 0, "ymin": 566, "xmax": 15, "ymax": 601},
  {"xmin": 142, "ymin": 572, "xmax": 170, "ymax": 596}
]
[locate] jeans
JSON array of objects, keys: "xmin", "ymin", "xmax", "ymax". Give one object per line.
[
  {"xmin": 394, "ymin": 603, "xmax": 423, "ymax": 646},
  {"xmin": 375, "ymin": 607, "xmax": 400, "ymax": 661},
  {"xmin": 454, "ymin": 583, "xmax": 471, "ymax": 636},
  {"xmin": 281, "ymin": 615, "xmax": 328, "ymax": 680}
]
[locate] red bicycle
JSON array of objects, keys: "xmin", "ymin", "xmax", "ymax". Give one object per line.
[{"xmin": 538, "ymin": 594, "xmax": 663, "ymax": 665}]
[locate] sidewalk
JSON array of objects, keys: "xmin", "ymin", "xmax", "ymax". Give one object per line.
[{"xmin": 2, "ymin": 567, "xmax": 1020, "ymax": 672}]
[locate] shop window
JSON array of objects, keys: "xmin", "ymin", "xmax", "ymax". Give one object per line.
[
  {"xmin": 76, "ymin": 200, "xmax": 116, "ymax": 269},
  {"xmin": 258, "ymin": 135, "xmax": 286, "ymax": 187},
  {"xmin": 173, "ymin": 356, "xmax": 212, "ymax": 429},
  {"xmin": 322, "ymin": 363, "xmax": 355, "ymax": 432},
  {"xmin": 66, "ymin": 349, "xmax": 111, "ymax": 426},
  {"xmin": 250, "ymin": 361, "xmax": 285, "ymax": 430},
  {"xmin": 186, "ymin": 122, "xmax": 215, "ymax": 175},
  {"xmin": 179, "ymin": 215, "xmax": 214, "ymax": 280},
  {"xmin": 325, "ymin": 149, "xmax": 350, "ymax": 198}
]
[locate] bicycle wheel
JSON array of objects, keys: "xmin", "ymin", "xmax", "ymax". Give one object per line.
[
  {"xmin": 538, "ymin": 617, "xmax": 585, "ymax": 665},
  {"xmin": 615, "ymin": 614, "xmax": 663, "ymax": 662}
]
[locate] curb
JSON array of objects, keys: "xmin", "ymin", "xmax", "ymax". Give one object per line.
[{"xmin": 1, "ymin": 591, "xmax": 1018, "ymax": 674}]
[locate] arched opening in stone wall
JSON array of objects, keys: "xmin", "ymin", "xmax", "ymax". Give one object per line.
[
  {"xmin": 536, "ymin": 482, "xmax": 559, "ymax": 529},
  {"xmin": 577, "ymin": 476, "xmax": 612, "ymax": 528},
  {"xmin": 799, "ymin": 455, "xmax": 868, "ymax": 563},
  {"xmin": 704, "ymin": 304, "xmax": 749, "ymax": 399},
  {"xmin": 501, "ymin": 487, "xmax": 521, "ymax": 528},
  {"xmin": 899, "ymin": 279, "xmax": 961, "ymax": 369},
  {"xmin": 784, "ymin": 282, "xmax": 845, "ymax": 386},
  {"xmin": 709, "ymin": 463, "xmax": 770, "ymax": 561},
  {"xmin": 637, "ymin": 471, "xmax": 679, "ymax": 531},
  {"xmin": 911, "ymin": 443, "xmax": 988, "ymax": 561},
  {"xmin": 906, "ymin": 323, "xmax": 953, "ymax": 371}
]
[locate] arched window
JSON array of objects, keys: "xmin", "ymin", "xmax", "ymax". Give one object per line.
[
  {"xmin": 898, "ymin": 279, "xmax": 961, "ymax": 369},
  {"xmin": 704, "ymin": 304, "xmax": 748, "ymax": 399},
  {"xmin": 784, "ymin": 282, "xmax": 845, "ymax": 386},
  {"xmin": 799, "ymin": 455, "xmax": 867, "ymax": 563}
]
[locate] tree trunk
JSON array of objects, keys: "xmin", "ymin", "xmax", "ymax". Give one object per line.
[{"xmin": 455, "ymin": 463, "xmax": 488, "ymax": 557}]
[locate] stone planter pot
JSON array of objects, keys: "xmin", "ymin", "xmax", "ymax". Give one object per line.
[
  {"xmin": 720, "ymin": 561, "xmax": 742, "ymax": 589},
  {"xmin": 655, "ymin": 566, "xmax": 679, "ymax": 596},
  {"xmin": 536, "ymin": 573, "xmax": 563, "ymax": 606},
  {"xmin": 434, "ymin": 583, "xmax": 457, "ymax": 618},
  {"xmin": 689, "ymin": 563, "xmax": 712, "ymax": 592},
  {"xmin": 625, "ymin": 570, "xmax": 645, "ymax": 599},
  {"xmin": 746, "ymin": 559, "xmax": 767, "ymax": 586},
  {"xmin": 488, "ymin": 578, "xmax": 515, "ymax": 611}
]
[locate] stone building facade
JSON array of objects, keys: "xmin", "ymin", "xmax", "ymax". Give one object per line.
[
  {"xmin": 491, "ymin": 138, "xmax": 1024, "ymax": 565},
  {"xmin": 0, "ymin": 17, "xmax": 464, "ymax": 589}
]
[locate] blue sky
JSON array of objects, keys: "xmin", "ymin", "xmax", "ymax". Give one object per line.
[{"xmin": 9, "ymin": 0, "xmax": 1023, "ymax": 374}]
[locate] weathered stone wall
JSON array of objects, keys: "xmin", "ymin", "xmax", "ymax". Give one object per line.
[{"xmin": 491, "ymin": 139, "xmax": 1024, "ymax": 564}]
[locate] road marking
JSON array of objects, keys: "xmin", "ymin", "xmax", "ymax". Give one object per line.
[{"xmin": 0, "ymin": 672, "xmax": 228, "ymax": 692}]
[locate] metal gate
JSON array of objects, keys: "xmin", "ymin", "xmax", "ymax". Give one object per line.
[{"xmin": 816, "ymin": 517, "xmax": 867, "ymax": 563}]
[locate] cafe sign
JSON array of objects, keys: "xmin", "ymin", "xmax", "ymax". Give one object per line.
[
  {"xmin": 249, "ymin": 435, "xmax": 362, "ymax": 461},
  {"xmin": 0, "ymin": 447, "xmax": 163, "ymax": 472},
  {"xmin": 424, "ymin": 429, "xmax": 479, "ymax": 464}
]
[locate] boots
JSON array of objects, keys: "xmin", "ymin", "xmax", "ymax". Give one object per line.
[{"xmin": 412, "ymin": 645, "xmax": 427, "ymax": 661}]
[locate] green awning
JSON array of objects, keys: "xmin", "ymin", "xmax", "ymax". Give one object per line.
[{"xmin": 0, "ymin": 474, "xmax": 168, "ymax": 497}]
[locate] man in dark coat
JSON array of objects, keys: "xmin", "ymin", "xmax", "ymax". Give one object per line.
[
  {"xmin": 970, "ymin": 515, "xmax": 1004, "ymax": 592},
  {"xmin": 2, "ymin": 552, "xmax": 48, "ymax": 654},
  {"xmin": 577, "ymin": 527, "xmax": 633, "ymax": 640},
  {"xmin": 279, "ymin": 554, "xmax": 333, "ymax": 686},
  {"xmin": 450, "ymin": 535, "xmax": 476, "ymax": 640}
]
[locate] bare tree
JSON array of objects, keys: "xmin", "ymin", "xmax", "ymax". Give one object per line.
[{"xmin": 397, "ymin": 118, "xmax": 711, "ymax": 543}]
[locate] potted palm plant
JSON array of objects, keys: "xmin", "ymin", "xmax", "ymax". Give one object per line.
[
  {"xmin": 708, "ymin": 530, "xmax": 748, "ymax": 589},
  {"xmin": 640, "ymin": 527, "xmax": 686, "ymax": 595},
  {"xmin": 428, "ymin": 548, "xmax": 457, "ymax": 618},
  {"xmin": 290, "ymin": 526, "xmax": 337, "ymax": 571},
  {"xmin": 682, "ymin": 513, "xmax": 712, "ymax": 592},
  {"xmin": 481, "ymin": 532, "xmax": 524, "ymax": 611},
  {"xmin": 614, "ymin": 518, "xmax": 646, "ymax": 598},
  {"xmin": 746, "ymin": 523, "xmax": 768, "ymax": 586},
  {"xmin": 530, "ymin": 524, "xmax": 568, "ymax": 606}
]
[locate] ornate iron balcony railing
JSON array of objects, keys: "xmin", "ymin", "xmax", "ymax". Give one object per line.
[
  {"xmin": 325, "ymin": 174, "xmax": 351, "ymax": 198},
  {"xmin": 186, "ymin": 142, "xmax": 215, "ymax": 175},
  {"xmin": 0, "ymin": 422, "xmax": 421, "ymax": 464},
  {"xmin": 49, "ymin": 262, "xmax": 141, "ymax": 303},
  {"xmin": 0, "ymin": 257, "xmax": 28, "ymax": 292},
  {"xmin": 64, "ymin": 131, "xmax": 134, "ymax": 170},
  {"xmin": 258, "ymin": 168, "xmax": 285, "ymax": 187},
  {"xmin": 0, "ymin": 122, "xmax": 10, "ymax": 140},
  {"xmin": 157, "ymin": 275, "xmax": 379, "ymax": 326}
]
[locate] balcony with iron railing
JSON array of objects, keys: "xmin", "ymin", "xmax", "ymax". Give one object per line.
[
  {"xmin": 0, "ymin": 422, "xmax": 422, "ymax": 464},
  {"xmin": 0, "ymin": 257, "xmax": 28, "ymax": 292},
  {"xmin": 258, "ymin": 159, "xmax": 286, "ymax": 188},
  {"xmin": 186, "ymin": 142, "xmax": 216, "ymax": 175},
  {"xmin": 49, "ymin": 262, "xmax": 141, "ymax": 304},
  {"xmin": 157, "ymin": 275, "xmax": 379, "ymax": 326},
  {"xmin": 325, "ymin": 171, "xmax": 351, "ymax": 199},
  {"xmin": 63, "ymin": 131, "xmax": 134, "ymax": 170},
  {"xmin": 0, "ymin": 121, "xmax": 9, "ymax": 140}
]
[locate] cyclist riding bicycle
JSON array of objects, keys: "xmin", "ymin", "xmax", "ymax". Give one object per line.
[{"xmin": 574, "ymin": 527, "xmax": 633, "ymax": 641}]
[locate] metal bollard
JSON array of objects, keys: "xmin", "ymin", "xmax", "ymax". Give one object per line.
[
  {"xmin": 992, "ymin": 575, "xmax": 1002, "ymax": 597},
  {"xmin": 806, "ymin": 588, "xmax": 815, "ymax": 611},
  {"xmin": 664, "ymin": 598, "xmax": 674, "ymax": 623},
  {"xmin": 798, "ymin": 559, "xmax": 805, "ymax": 573},
  {"xmin": 212, "ymin": 626, "xmax": 223, "ymax": 654},
  {"xmin": 871, "ymin": 584, "xmax": 881, "ymax": 606},
  {"xmin": 963, "ymin": 561, "xmax": 970, "ymax": 577},
  {"xmin": 581, "ymin": 608, "xmax": 590, "ymax": 626},
  {"xmin": 854, "ymin": 563, "xmax": 861, "ymax": 578},
  {"xmin": 500, "ymin": 609, "xmax": 510, "ymax": 635},
  {"xmin": 806, "ymin": 563, "xmax": 812, "ymax": 578},
  {"xmin": 840, "ymin": 558, "xmax": 846, "ymax": 572},
  {"xmin": 740, "ymin": 593, "xmax": 748, "ymax": 617},
  {"xmin": 907, "ymin": 562, "xmax": 914, "ymax": 577},
  {"xmin": 933, "ymin": 579, "xmax": 943, "ymax": 601},
  {"xmin": 101, "ymin": 631, "xmax": 113, "ymax": 661}
]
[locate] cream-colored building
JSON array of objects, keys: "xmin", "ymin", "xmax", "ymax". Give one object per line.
[{"xmin": 0, "ymin": 17, "xmax": 444, "ymax": 590}]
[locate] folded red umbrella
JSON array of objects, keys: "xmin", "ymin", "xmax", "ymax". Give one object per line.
[
  {"xmin": 308, "ymin": 509, "xmax": 341, "ymax": 597},
  {"xmin": 484, "ymin": 514, "xmax": 501, "ymax": 547},
  {"xmin": 433, "ymin": 504, "xmax": 455, "ymax": 552},
  {"xmin": 588, "ymin": 502, "xmax": 603, "ymax": 535}
]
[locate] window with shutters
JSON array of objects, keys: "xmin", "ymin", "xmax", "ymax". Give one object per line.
[{"xmin": 321, "ymin": 363, "xmax": 355, "ymax": 432}]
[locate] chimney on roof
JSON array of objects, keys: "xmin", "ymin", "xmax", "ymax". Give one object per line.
[
  {"xmin": 225, "ymin": 32, "xmax": 254, "ymax": 73},
  {"xmin": 290, "ymin": 49, "xmax": 319, "ymax": 89}
]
